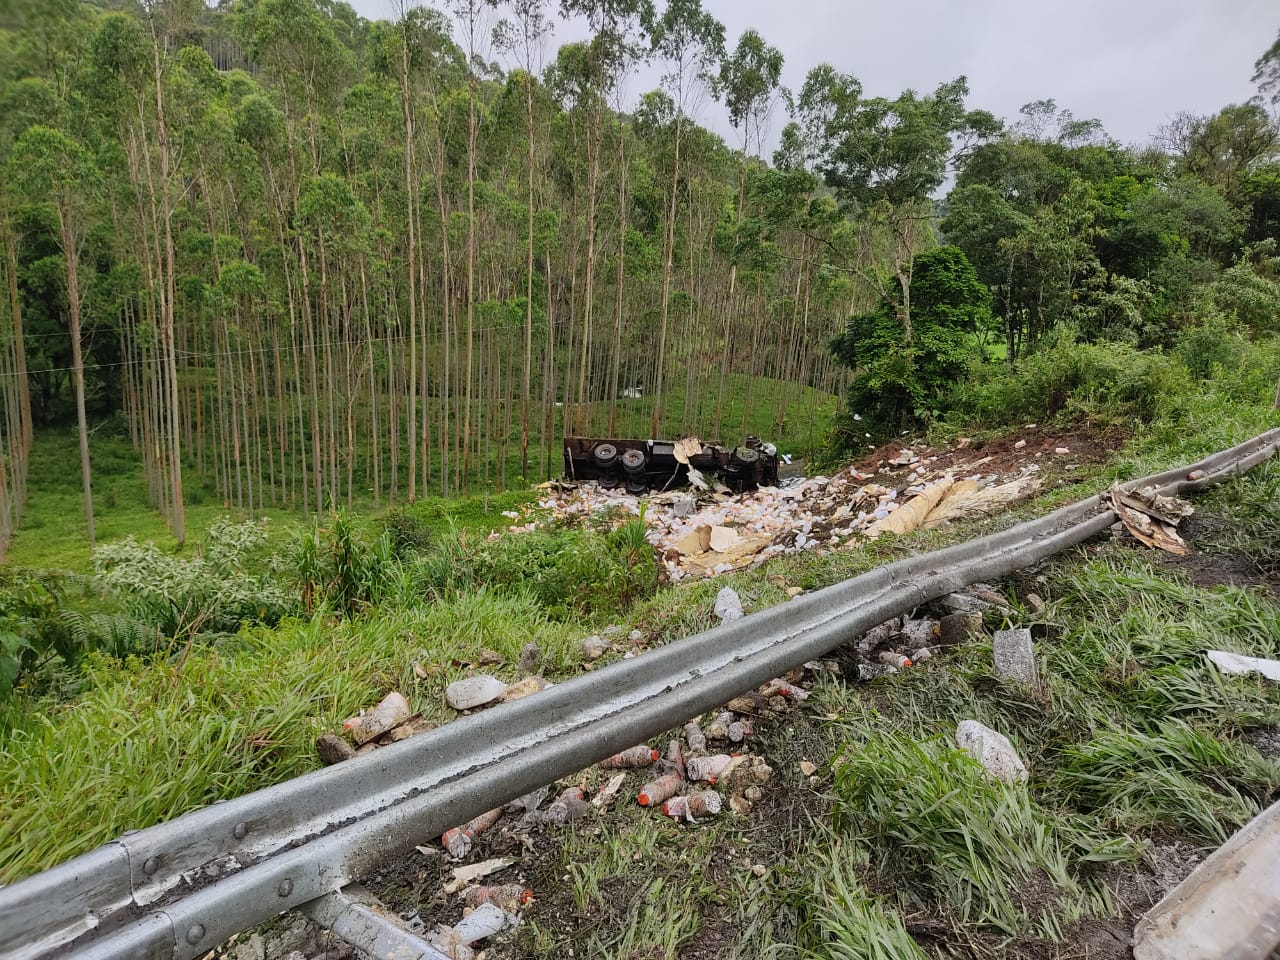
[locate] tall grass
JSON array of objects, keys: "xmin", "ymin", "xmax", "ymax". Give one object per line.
[{"xmin": 0, "ymin": 590, "xmax": 581, "ymax": 883}]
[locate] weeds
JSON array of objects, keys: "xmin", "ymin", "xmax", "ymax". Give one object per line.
[{"xmin": 791, "ymin": 841, "xmax": 928, "ymax": 960}]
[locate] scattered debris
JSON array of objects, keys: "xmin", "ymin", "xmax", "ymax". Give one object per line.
[
  {"xmin": 956, "ymin": 720, "xmax": 1028, "ymax": 783},
  {"xmin": 687, "ymin": 755, "xmax": 734, "ymax": 784},
  {"xmin": 661, "ymin": 790, "xmax": 722, "ymax": 822},
  {"xmin": 1110, "ymin": 484, "xmax": 1195, "ymax": 556},
  {"xmin": 342, "ymin": 691, "xmax": 412, "ymax": 745},
  {"xmin": 1206, "ymin": 650, "xmax": 1280, "ymax": 682},
  {"xmin": 715, "ymin": 586, "xmax": 744, "ymax": 622},
  {"xmin": 683, "ymin": 721, "xmax": 707, "ymax": 753},
  {"xmin": 506, "ymin": 433, "xmax": 1051, "ymax": 582},
  {"xmin": 878, "ymin": 651, "xmax": 913, "ymax": 669},
  {"xmin": 446, "ymin": 676, "xmax": 509, "ymax": 711},
  {"xmin": 443, "ymin": 858, "xmax": 516, "ymax": 895},
  {"xmin": 534, "ymin": 787, "xmax": 590, "ymax": 825},
  {"xmin": 592, "ymin": 773, "xmax": 627, "ymax": 810},
  {"xmin": 993, "ymin": 628, "xmax": 1037, "ymax": 685},
  {"xmin": 940, "ymin": 592, "xmax": 992, "ymax": 614},
  {"xmin": 580, "ymin": 635, "xmax": 608, "ymax": 660},
  {"xmin": 798, "ymin": 760, "xmax": 818, "ymax": 777},
  {"xmin": 940, "ymin": 610, "xmax": 984, "ymax": 646}
]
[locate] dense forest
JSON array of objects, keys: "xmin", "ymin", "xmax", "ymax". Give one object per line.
[{"xmin": 1, "ymin": 0, "xmax": 1279, "ymax": 559}]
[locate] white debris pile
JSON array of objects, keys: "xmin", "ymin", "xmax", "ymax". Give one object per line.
[{"xmin": 498, "ymin": 439, "xmax": 1047, "ymax": 581}]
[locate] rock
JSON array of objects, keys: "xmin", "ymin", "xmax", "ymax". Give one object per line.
[
  {"xmin": 342, "ymin": 691, "xmax": 413, "ymax": 745},
  {"xmin": 993, "ymin": 628, "xmax": 1037, "ymax": 684},
  {"xmin": 799, "ymin": 760, "xmax": 818, "ymax": 777},
  {"xmin": 517, "ymin": 642, "xmax": 541, "ymax": 674},
  {"xmin": 445, "ymin": 675, "xmax": 508, "ymax": 711},
  {"xmin": 501, "ymin": 676, "xmax": 553, "ymax": 702},
  {"xmin": 316, "ymin": 733, "xmax": 356, "ymax": 765},
  {"xmin": 1014, "ymin": 439, "xmax": 1027, "ymax": 449},
  {"xmin": 786, "ymin": 586, "xmax": 804, "ymax": 597},
  {"xmin": 956, "ymin": 720, "xmax": 1028, "ymax": 783},
  {"xmin": 1025, "ymin": 592, "xmax": 1046, "ymax": 613},
  {"xmin": 939, "ymin": 610, "xmax": 983, "ymax": 646},
  {"xmin": 751, "ymin": 864, "xmax": 767, "ymax": 878},
  {"xmin": 628, "ymin": 629, "xmax": 645, "ymax": 643},
  {"xmin": 581, "ymin": 635, "xmax": 607, "ymax": 660},
  {"xmin": 233, "ymin": 933, "xmax": 266, "ymax": 960},
  {"xmin": 602, "ymin": 624, "xmax": 624, "ymax": 637},
  {"xmin": 714, "ymin": 586, "xmax": 744, "ymax": 622},
  {"xmin": 912, "ymin": 647, "xmax": 933, "ymax": 662},
  {"xmin": 1054, "ymin": 447, "xmax": 1070, "ymax": 455},
  {"xmin": 672, "ymin": 495, "xmax": 697, "ymax": 518},
  {"xmin": 940, "ymin": 593, "xmax": 990, "ymax": 614}
]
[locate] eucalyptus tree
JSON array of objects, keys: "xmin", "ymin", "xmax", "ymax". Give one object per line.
[
  {"xmin": 557, "ymin": 0, "xmax": 652, "ymax": 432},
  {"xmin": 493, "ymin": 0, "xmax": 552, "ymax": 475},
  {"xmin": 646, "ymin": 0, "xmax": 723, "ymax": 435},
  {"xmin": 8, "ymin": 126, "xmax": 99, "ymax": 545},
  {"xmin": 796, "ymin": 71, "xmax": 993, "ymax": 347},
  {"xmin": 0, "ymin": 77, "xmax": 53, "ymax": 527},
  {"xmin": 716, "ymin": 29, "xmax": 781, "ymax": 297}
]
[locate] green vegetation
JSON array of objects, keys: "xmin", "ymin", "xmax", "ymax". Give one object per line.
[{"xmin": 1, "ymin": 2, "xmax": 1280, "ymax": 957}]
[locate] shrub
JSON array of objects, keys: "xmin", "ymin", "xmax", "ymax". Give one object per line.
[
  {"xmin": 957, "ymin": 332, "xmax": 1190, "ymax": 427},
  {"xmin": 412, "ymin": 518, "xmax": 659, "ymax": 620},
  {"xmin": 95, "ymin": 519, "xmax": 293, "ymax": 636}
]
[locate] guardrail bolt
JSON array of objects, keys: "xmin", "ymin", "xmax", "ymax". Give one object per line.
[
  {"xmin": 185, "ymin": 925, "xmax": 205, "ymax": 945},
  {"xmin": 233, "ymin": 822, "xmax": 248, "ymax": 839},
  {"xmin": 142, "ymin": 857, "xmax": 159, "ymax": 875}
]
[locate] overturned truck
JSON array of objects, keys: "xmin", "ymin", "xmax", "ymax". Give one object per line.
[{"xmin": 563, "ymin": 436, "xmax": 779, "ymax": 494}]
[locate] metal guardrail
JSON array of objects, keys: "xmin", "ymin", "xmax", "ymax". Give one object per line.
[{"xmin": 3, "ymin": 428, "xmax": 1279, "ymax": 960}]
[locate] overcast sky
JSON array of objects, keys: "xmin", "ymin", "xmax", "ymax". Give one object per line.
[{"xmin": 348, "ymin": 0, "xmax": 1277, "ymax": 154}]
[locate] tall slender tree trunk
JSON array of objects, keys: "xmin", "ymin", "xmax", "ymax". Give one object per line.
[
  {"xmin": 651, "ymin": 112, "xmax": 684, "ymax": 436},
  {"xmin": 151, "ymin": 37, "xmax": 185, "ymax": 544},
  {"xmin": 59, "ymin": 211, "xmax": 94, "ymax": 547},
  {"xmin": 521, "ymin": 71, "xmax": 536, "ymax": 479},
  {"xmin": 398, "ymin": 24, "xmax": 419, "ymax": 501}
]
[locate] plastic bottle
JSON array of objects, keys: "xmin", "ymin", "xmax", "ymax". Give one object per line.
[
  {"xmin": 441, "ymin": 807, "xmax": 503, "ymax": 858},
  {"xmin": 686, "ymin": 754, "xmax": 733, "ymax": 783},
  {"xmin": 877, "ymin": 651, "xmax": 913, "ymax": 668},
  {"xmin": 637, "ymin": 772, "xmax": 683, "ymax": 807},
  {"xmin": 684, "ymin": 722, "xmax": 707, "ymax": 753},
  {"xmin": 462, "ymin": 884, "xmax": 534, "ymax": 912},
  {"xmin": 598, "ymin": 745, "xmax": 660, "ymax": 769}
]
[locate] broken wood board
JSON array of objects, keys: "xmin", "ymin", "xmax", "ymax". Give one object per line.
[
  {"xmin": 1134, "ymin": 798, "xmax": 1280, "ymax": 959},
  {"xmin": 1109, "ymin": 485, "xmax": 1192, "ymax": 556}
]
